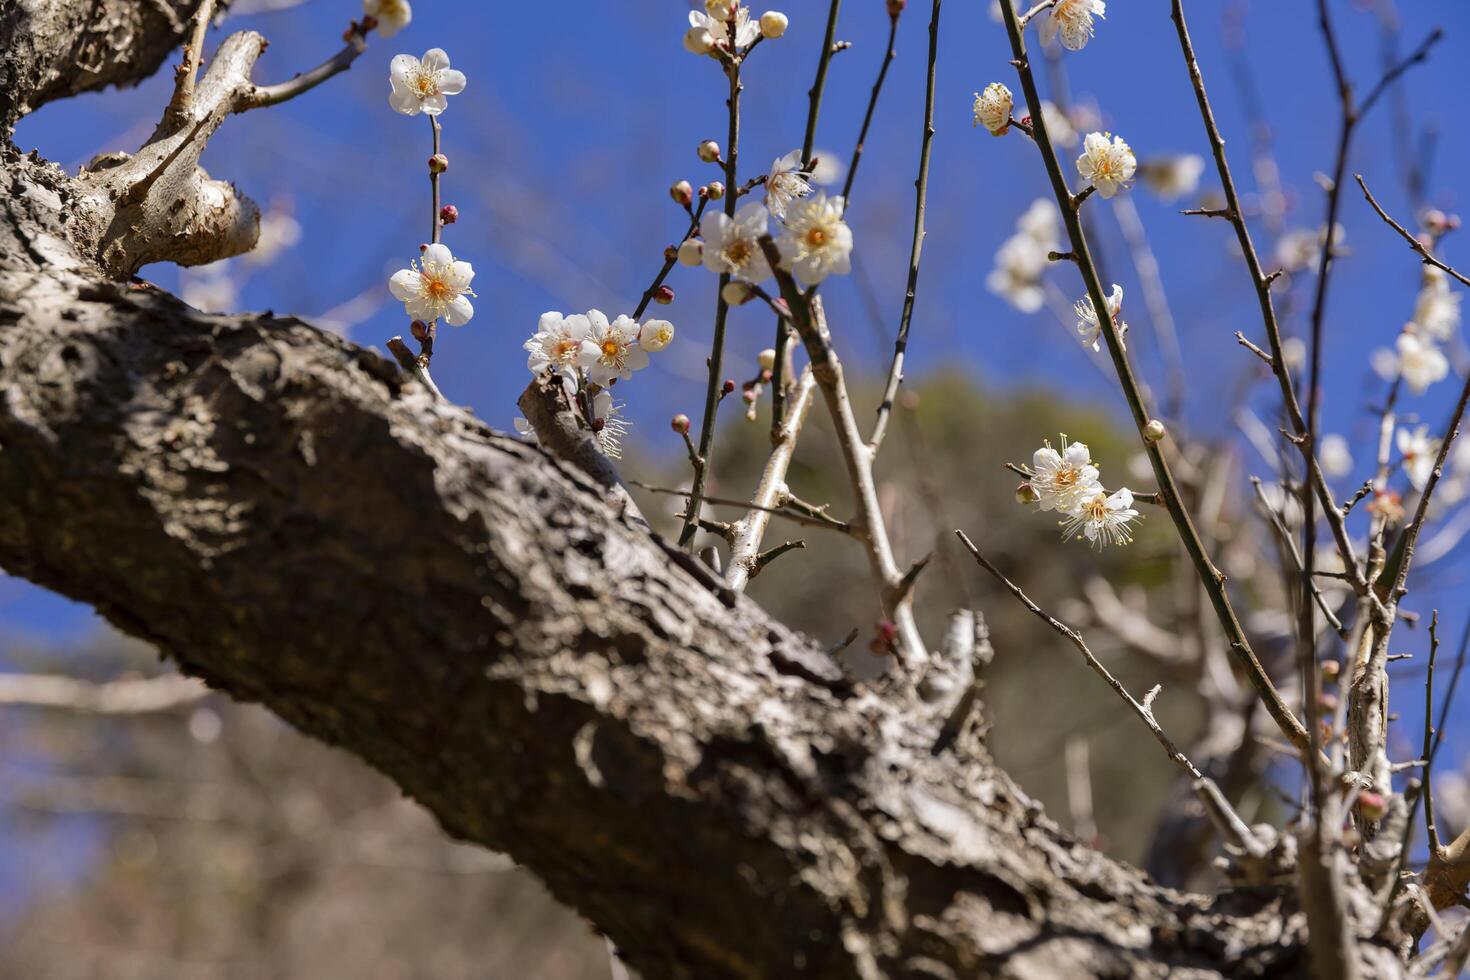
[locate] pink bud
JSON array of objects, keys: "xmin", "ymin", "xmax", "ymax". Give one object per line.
[
  {"xmin": 653, "ymin": 285, "xmax": 675, "ymax": 305},
  {"xmin": 439, "ymin": 204, "xmax": 459, "ymax": 225},
  {"xmin": 671, "ymin": 413, "xmax": 691, "ymax": 435},
  {"xmin": 1357, "ymin": 791, "xmax": 1387, "ymax": 821},
  {"xmin": 722, "ymin": 379, "xmax": 736, "ymax": 395}
]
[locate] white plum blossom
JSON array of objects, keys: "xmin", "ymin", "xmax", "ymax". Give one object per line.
[
  {"xmin": 972, "ymin": 83, "xmax": 1013, "ymax": 136},
  {"xmin": 764, "ymin": 150, "xmax": 812, "ymax": 219},
  {"xmin": 1397, "ymin": 330, "xmax": 1448, "ymax": 394},
  {"xmin": 524, "ymin": 311, "xmax": 591, "ymax": 376},
  {"xmin": 688, "ymin": 5, "xmax": 760, "ymax": 52},
  {"xmin": 1413, "ymin": 266, "xmax": 1462, "ymax": 342},
  {"xmin": 578, "ymin": 311, "xmax": 648, "ymax": 386},
  {"xmin": 389, "ymin": 49, "xmax": 467, "ymax": 116},
  {"xmin": 1040, "ymin": 101, "xmax": 1078, "ymax": 148},
  {"xmin": 364, "ymin": 0, "xmax": 411, "ymax": 37},
  {"xmin": 988, "ymin": 199, "xmax": 1060, "ymax": 312},
  {"xmin": 589, "ymin": 390, "xmax": 631, "ymax": 460},
  {"xmin": 1030, "ymin": 440, "xmax": 1102, "ymax": 514},
  {"xmin": 1064, "ymin": 487, "xmax": 1139, "ymax": 549},
  {"xmin": 1076, "ymin": 132, "xmax": 1136, "ymax": 198},
  {"xmin": 1398, "ymin": 425, "xmax": 1439, "ymax": 490},
  {"xmin": 1140, "ymin": 155, "xmax": 1205, "ymax": 201},
  {"xmin": 639, "ymin": 319, "xmax": 676, "ymax": 352},
  {"xmin": 1016, "ymin": 198, "xmax": 1060, "ymax": 244},
  {"xmin": 1320, "ymin": 434, "xmax": 1353, "ymax": 478},
  {"xmin": 1275, "ymin": 224, "xmax": 1347, "ymax": 273},
  {"xmin": 988, "ymin": 236, "xmax": 1049, "ymax": 313},
  {"xmin": 1039, "ymin": 0, "xmax": 1107, "ymax": 52},
  {"xmin": 702, "ymin": 202, "xmax": 773, "ymax": 282},
  {"xmin": 777, "ymin": 191, "xmax": 853, "ymax": 285},
  {"xmin": 389, "ymin": 243, "xmax": 476, "ymax": 326},
  {"xmin": 1074, "ymin": 284, "xmax": 1128, "ymax": 352}
]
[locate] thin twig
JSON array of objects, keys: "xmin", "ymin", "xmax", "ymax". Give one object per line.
[
  {"xmin": 1356, "ymin": 174, "xmax": 1470, "ymax": 289},
  {"xmin": 1250, "ymin": 477, "xmax": 1346, "ymax": 635},
  {"xmin": 1170, "ymin": 0, "xmax": 1370, "ymax": 601},
  {"xmin": 242, "ymin": 32, "xmax": 371, "ymax": 110},
  {"xmin": 726, "ymin": 367, "xmax": 818, "ymax": 592},
  {"xmin": 761, "ymin": 239, "xmax": 928, "ymax": 667},
  {"xmin": 630, "ymin": 481, "xmax": 851, "ymax": 534},
  {"xmin": 679, "ymin": 59, "xmax": 743, "ymax": 547},
  {"xmin": 956, "ymin": 531, "xmax": 1201, "ymax": 780},
  {"xmin": 840, "ymin": 13, "xmax": 899, "ymax": 204},
  {"xmin": 1423, "ymin": 611, "xmax": 1441, "ymax": 854},
  {"xmin": 174, "ymin": 0, "xmax": 218, "ymax": 111},
  {"xmin": 868, "ymin": 0, "xmax": 940, "ymax": 454},
  {"xmin": 1004, "ymin": 2, "xmax": 1311, "ymax": 753}
]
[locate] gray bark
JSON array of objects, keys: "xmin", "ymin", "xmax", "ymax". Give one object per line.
[{"xmin": 0, "ymin": 3, "xmax": 1407, "ymax": 977}]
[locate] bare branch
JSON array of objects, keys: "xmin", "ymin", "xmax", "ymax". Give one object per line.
[{"xmin": 0, "ymin": 672, "xmax": 208, "ymax": 714}]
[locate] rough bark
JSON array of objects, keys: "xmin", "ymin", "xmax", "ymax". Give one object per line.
[
  {"xmin": 0, "ymin": 7, "xmax": 1414, "ymax": 979},
  {"xmin": 0, "ymin": 0, "xmax": 222, "ymax": 133}
]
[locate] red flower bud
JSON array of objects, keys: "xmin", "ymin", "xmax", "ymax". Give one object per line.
[
  {"xmin": 410, "ymin": 320, "xmax": 430, "ymax": 342},
  {"xmin": 428, "ymin": 154, "xmax": 449, "ymax": 174},
  {"xmin": 439, "ymin": 204, "xmax": 459, "ymax": 225},
  {"xmin": 721, "ymin": 379, "xmax": 736, "ymax": 395},
  {"xmin": 653, "ymin": 285, "xmax": 675, "ymax": 305}
]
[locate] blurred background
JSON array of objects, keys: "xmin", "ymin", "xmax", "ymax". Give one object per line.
[{"xmin": 4, "ymin": 0, "xmax": 1470, "ymax": 976}]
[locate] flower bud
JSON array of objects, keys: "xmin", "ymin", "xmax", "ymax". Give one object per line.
[
  {"xmin": 742, "ymin": 387, "xmax": 758, "ymax": 404},
  {"xmin": 1320, "ymin": 658, "xmax": 1341, "ymax": 681},
  {"xmin": 1424, "ymin": 209, "xmax": 1448, "ymax": 233},
  {"xmin": 887, "ymin": 0, "xmax": 906, "ymax": 19},
  {"xmin": 705, "ymin": 181, "xmax": 726, "ymax": 200},
  {"xmin": 428, "ymin": 153, "xmax": 449, "ymax": 174},
  {"xmin": 760, "ymin": 11, "xmax": 788, "ymax": 38},
  {"xmin": 1015, "ymin": 482, "xmax": 1040, "ymax": 504},
  {"xmin": 684, "ymin": 27, "xmax": 714, "ymax": 54},
  {"xmin": 410, "ymin": 320, "xmax": 430, "ymax": 342},
  {"xmin": 653, "ymin": 285, "xmax": 675, "ymax": 305},
  {"xmin": 1357, "ymin": 791, "xmax": 1388, "ymax": 822},
  {"xmin": 670, "ymin": 179, "xmax": 694, "ymax": 207},
  {"xmin": 677, "ymin": 239, "xmax": 704, "ymax": 267},
  {"xmin": 757, "ymin": 348, "xmax": 776, "ymax": 370},
  {"xmin": 721, "ymin": 281, "xmax": 753, "ymax": 306},
  {"xmin": 663, "ymin": 245, "xmax": 679, "ymax": 263},
  {"xmin": 639, "ymin": 319, "xmax": 675, "ymax": 352},
  {"xmin": 439, "ymin": 204, "xmax": 459, "ymax": 225},
  {"xmin": 1318, "ymin": 691, "xmax": 1339, "ymax": 713},
  {"xmin": 671, "ymin": 413, "xmax": 691, "ymax": 435},
  {"xmin": 697, "ymin": 140, "xmax": 722, "ymax": 163},
  {"xmin": 869, "ymin": 619, "xmax": 899, "ymax": 657},
  {"xmin": 1143, "ymin": 419, "xmax": 1166, "ymax": 443},
  {"xmin": 722, "ymin": 379, "xmax": 737, "ymax": 395}
]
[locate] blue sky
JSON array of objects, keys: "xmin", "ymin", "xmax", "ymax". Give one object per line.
[{"xmin": 6, "ymin": 0, "xmax": 1470, "ymax": 801}]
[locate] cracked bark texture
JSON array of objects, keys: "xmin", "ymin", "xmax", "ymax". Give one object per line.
[{"xmin": 0, "ymin": 6, "xmax": 1412, "ymax": 978}]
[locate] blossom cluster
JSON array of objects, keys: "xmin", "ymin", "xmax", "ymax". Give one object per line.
[
  {"xmin": 520, "ymin": 310, "xmax": 676, "ymax": 458},
  {"xmin": 684, "ymin": 2, "xmax": 788, "ymax": 57},
  {"xmin": 682, "ymin": 154, "xmax": 855, "ymax": 291},
  {"xmin": 1374, "ymin": 265, "xmax": 1461, "ymax": 395},
  {"xmin": 1019, "ymin": 439, "xmax": 1140, "ymax": 548},
  {"xmin": 988, "ymin": 199, "xmax": 1060, "ymax": 313}
]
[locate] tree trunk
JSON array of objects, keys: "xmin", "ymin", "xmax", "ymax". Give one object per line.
[{"xmin": 0, "ymin": 3, "xmax": 1396, "ymax": 976}]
